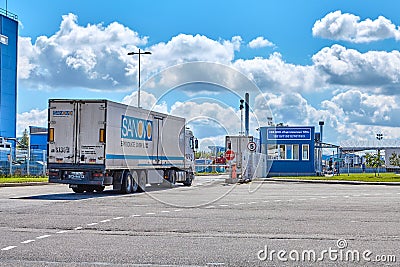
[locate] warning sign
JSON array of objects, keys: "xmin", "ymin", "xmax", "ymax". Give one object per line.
[
  {"xmin": 225, "ymin": 150, "xmax": 235, "ymax": 161},
  {"xmin": 247, "ymin": 141, "xmax": 256, "ymax": 152}
]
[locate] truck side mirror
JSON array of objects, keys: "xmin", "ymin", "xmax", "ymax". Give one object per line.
[{"xmin": 195, "ymin": 138, "xmax": 198, "ymax": 149}]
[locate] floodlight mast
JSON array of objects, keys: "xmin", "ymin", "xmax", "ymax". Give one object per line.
[{"xmin": 127, "ymin": 49, "xmax": 152, "ymax": 108}]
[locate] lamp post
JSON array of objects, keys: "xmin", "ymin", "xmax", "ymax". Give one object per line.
[
  {"xmin": 127, "ymin": 49, "xmax": 152, "ymax": 108},
  {"xmin": 376, "ymin": 133, "xmax": 383, "ymax": 176}
]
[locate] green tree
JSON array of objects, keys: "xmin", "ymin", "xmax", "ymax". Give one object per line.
[
  {"xmin": 389, "ymin": 152, "xmax": 400, "ymax": 167},
  {"xmin": 18, "ymin": 129, "xmax": 29, "ymax": 149},
  {"xmin": 365, "ymin": 151, "xmax": 384, "ymax": 176}
]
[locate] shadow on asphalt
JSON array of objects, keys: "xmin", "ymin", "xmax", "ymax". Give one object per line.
[{"xmin": 12, "ymin": 184, "xmax": 180, "ymax": 201}]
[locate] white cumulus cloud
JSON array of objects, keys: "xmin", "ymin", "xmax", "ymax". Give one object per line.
[
  {"xmin": 312, "ymin": 44, "xmax": 400, "ymax": 93},
  {"xmin": 18, "ymin": 13, "xmax": 148, "ymax": 91},
  {"xmin": 313, "ymin": 10, "xmax": 400, "ymax": 43},
  {"xmin": 17, "ymin": 109, "xmax": 47, "ymax": 137},
  {"xmin": 248, "ymin": 36, "xmax": 275, "ymax": 49}
]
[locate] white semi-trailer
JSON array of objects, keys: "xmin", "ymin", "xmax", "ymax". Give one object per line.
[{"xmin": 48, "ymin": 99, "xmax": 197, "ymax": 193}]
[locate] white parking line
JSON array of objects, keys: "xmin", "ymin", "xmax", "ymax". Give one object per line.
[
  {"xmin": 130, "ymin": 214, "xmax": 141, "ymax": 217},
  {"xmin": 36, "ymin": 235, "xmax": 51, "ymax": 239},
  {"xmin": 113, "ymin": 217, "xmax": 124, "ymax": 220},
  {"xmin": 1, "ymin": 246, "xmax": 17, "ymax": 251},
  {"xmin": 100, "ymin": 219, "xmax": 111, "ymax": 223},
  {"xmin": 87, "ymin": 223, "xmax": 98, "ymax": 226},
  {"xmin": 74, "ymin": 227, "xmax": 83, "ymax": 230},
  {"xmin": 219, "ymin": 204, "xmax": 229, "ymax": 207},
  {"xmin": 56, "ymin": 230, "xmax": 69, "ymax": 234},
  {"xmin": 161, "ymin": 210, "xmax": 170, "ymax": 213},
  {"xmin": 146, "ymin": 212, "xmax": 156, "ymax": 215},
  {"xmin": 21, "ymin": 240, "xmax": 35, "ymax": 244},
  {"xmin": 174, "ymin": 209, "xmax": 182, "ymax": 212}
]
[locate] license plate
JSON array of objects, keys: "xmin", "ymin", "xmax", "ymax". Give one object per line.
[{"xmin": 68, "ymin": 172, "xmax": 85, "ymax": 180}]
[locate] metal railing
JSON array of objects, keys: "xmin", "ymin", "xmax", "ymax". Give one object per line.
[{"xmin": 0, "ymin": 8, "xmax": 18, "ymax": 21}]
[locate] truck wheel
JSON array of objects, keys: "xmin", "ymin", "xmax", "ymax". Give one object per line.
[
  {"xmin": 131, "ymin": 171, "xmax": 139, "ymax": 193},
  {"xmin": 85, "ymin": 186, "xmax": 95, "ymax": 193},
  {"xmin": 72, "ymin": 186, "xmax": 85, "ymax": 193},
  {"xmin": 137, "ymin": 171, "xmax": 147, "ymax": 192},
  {"xmin": 183, "ymin": 173, "xmax": 193, "ymax": 186},
  {"xmin": 95, "ymin": 186, "xmax": 105, "ymax": 192},
  {"xmin": 121, "ymin": 172, "xmax": 133, "ymax": 194},
  {"xmin": 168, "ymin": 170, "xmax": 176, "ymax": 186}
]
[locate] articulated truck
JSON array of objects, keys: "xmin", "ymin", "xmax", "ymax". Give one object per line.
[{"xmin": 48, "ymin": 99, "xmax": 197, "ymax": 193}]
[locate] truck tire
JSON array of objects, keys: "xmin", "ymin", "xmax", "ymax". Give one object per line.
[
  {"xmin": 95, "ymin": 186, "xmax": 105, "ymax": 192},
  {"xmin": 72, "ymin": 186, "xmax": 85, "ymax": 193},
  {"xmin": 85, "ymin": 186, "xmax": 95, "ymax": 193},
  {"xmin": 131, "ymin": 171, "xmax": 139, "ymax": 193},
  {"xmin": 168, "ymin": 170, "xmax": 176, "ymax": 186},
  {"xmin": 137, "ymin": 170, "xmax": 147, "ymax": 192},
  {"xmin": 183, "ymin": 172, "xmax": 194, "ymax": 186},
  {"xmin": 120, "ymin": 172, "xmax": 133, "ymax": 194}
]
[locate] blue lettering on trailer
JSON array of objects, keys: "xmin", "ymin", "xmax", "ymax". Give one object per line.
[
  {"xmin": 53, "ymin": 110, "xmax": 73, "ymax": 117},
  {"xmin": 121, "ymin": 115, "xmax": 152, "ymax": 141}
]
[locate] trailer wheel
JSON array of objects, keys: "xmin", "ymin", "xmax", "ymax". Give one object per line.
[
  {"xmin": 137, "ymin": 171, "xmax": 147, "ymax": 192},
  {"xmin": 72, "ymin": 186, "xmax": 85, "ymax": 193},
  {"xmin": 85, "ymin": 186, "xmax": 95, "ymax": 193},
  {"xmin": 95, "ymin": 186, "xmax": 105, "ymax": 192},
  {"xmin": 131, "ymin": 171, "xmax": 139, "ymax": 193},
  {"xmin": 121, "ymin": 172, "xmax": 133, "ymax": 194}
]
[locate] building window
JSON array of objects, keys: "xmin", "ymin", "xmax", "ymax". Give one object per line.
[
  {"xmin": 268, "ymin": 144, "xmax": 300, "ymax": 160},
  {"xmin": 267, "ymin": 144, "xmax": 278, "ymax": 159},
  {"xmin": 279, "ymin": 145, "xmax": 286, "ymax": 159},
  {"xmin": 293, "ymin": 144, "xmax": 299, "ymax": 160},
  {"xmin": 286, "ymin": 145, "xmax": 293, "ymax": 160},
  {"xmin": 302, "ymin": 144, "xmax": 309, "ymax": 160}
]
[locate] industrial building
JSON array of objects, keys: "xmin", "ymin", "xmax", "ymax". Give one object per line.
[{"xmin": 0, "ymin": 9, "xmax": 18, "ymax": 141}]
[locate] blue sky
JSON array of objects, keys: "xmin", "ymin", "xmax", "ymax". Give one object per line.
[{"xmin": 6, "ymin": 0, "xmax": 400, "ymax": 148}]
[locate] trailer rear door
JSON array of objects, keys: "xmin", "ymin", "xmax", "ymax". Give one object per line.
[
  {"xmin": 48, "ymin": 101, "xmax": 77, "ymax": 164},
  {"xmin": 76, "ymin": 102, "xmax": 106, "ymax": 165}
]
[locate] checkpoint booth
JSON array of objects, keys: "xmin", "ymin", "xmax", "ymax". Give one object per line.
[{"xmin": 259, "ymin": 126, "xmax": 316, "ymax": 177}]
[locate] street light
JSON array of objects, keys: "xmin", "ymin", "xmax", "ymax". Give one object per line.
[{"xmin": 127, "ymin": 49, "xmax": 152, "ymax": 108}]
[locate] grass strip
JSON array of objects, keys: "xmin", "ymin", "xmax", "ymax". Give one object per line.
[
  {"xmin": 0, "ymin": 177, "xmax": 48, "ymax": 184},
  {"xmin": 273, "ymin": 173, "xmax": 400, "ymax": 183}
]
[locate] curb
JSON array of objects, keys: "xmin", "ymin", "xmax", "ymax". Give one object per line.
[
  {"xmin": 253, "ymin": 178, "xmax": 400, "ymax": 186},
  {"xmin": 0, "ymin": 182, "xmax": 49, "ymax": 187}
]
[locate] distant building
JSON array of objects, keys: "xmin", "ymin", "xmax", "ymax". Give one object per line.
[
  {"xmin": 29, "ymin": 126, "xmax": 47, "ymax": 162},
  {"xmin": 0, "ymin": 9, "xmax": 18, "ymax": 141}
]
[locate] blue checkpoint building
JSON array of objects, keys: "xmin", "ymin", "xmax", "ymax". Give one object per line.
[{"xmin": 259, "ymin": 126, "xmax": 317, "ymax": 176}]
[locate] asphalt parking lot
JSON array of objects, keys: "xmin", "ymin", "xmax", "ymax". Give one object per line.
[{"xmin": 0, "ymin": 175, "xmax": 399, "ymax": 266}]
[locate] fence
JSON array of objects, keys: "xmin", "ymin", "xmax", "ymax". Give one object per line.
[{"xmin": 0, "ymin": 149, "xmax": 47, "ymax": 176}]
